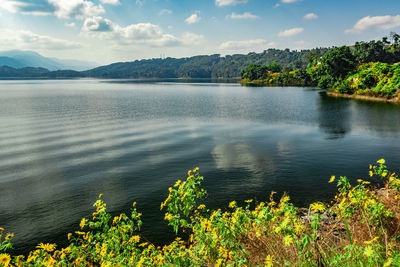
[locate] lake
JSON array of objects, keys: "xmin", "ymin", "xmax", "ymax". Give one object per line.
[{"xmin": 0, "ymin": 79, "xmax": 399, "ymax": 254}]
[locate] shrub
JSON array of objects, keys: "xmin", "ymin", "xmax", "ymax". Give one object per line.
[{"xmin": 1, "ymin": 161, "xmax": 400, "ymax": 266}]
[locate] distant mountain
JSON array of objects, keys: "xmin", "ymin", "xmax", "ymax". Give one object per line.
[
  {"xmin": 0, "ymin": 56, "xmax": 26, "ymax": 68},
  {"xmin": 0, "ymin": 50, "xmax": 98, "ymax": 71},
  {"xmin": 0, "ymin": 48, "xmax": 329, "ymax": 79},
  {"xmin": 0, "ymin": 66, "xmax": 49, "ymax": 78}
]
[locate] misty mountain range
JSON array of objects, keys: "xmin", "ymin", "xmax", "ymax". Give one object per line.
[{"xmin": 0, "ymin": 50, "xmax": 98, "ymax": 71}]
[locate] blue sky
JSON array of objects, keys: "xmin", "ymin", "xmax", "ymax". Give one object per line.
[{"xmin": 1, "ymin": 0, "xmax": 400, "ymax": 64}]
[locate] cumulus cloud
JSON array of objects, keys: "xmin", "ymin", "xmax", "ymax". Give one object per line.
[
  {"xmin": 304, "ymin": 13, "xmax": 318, "ymax": 20},
  {"xmin": 345, "ymin": 15, "xmax": 400, "ymax": 34},
  {"xmin": 100, "ymin": 0, "xmax": 120, "ymax": 5},
  {"xmin": 219, "ymin": 39, "xmax": 275, "ymax": 53},
  {"xmin": 82, "ymin": 16, "xmax": 203, "ymax": 47},
  {"xmin": 185, "ymin": 12, "xmax": 201, "ymax": 24},
  {"xmin": 159, "ymin": 9, "xmax": 172, "ymax": 15},
  {"xmin": 227, "ymin": 12, "xmax": 259, "ymax": 20},
  {"xmin": 278, "ymin": 27, "xmax": 304, "ymax": 37},
  {"xmin": 281, "ymin": 0, "xmax": 301, "ymax": 3},
  {"xmin": 0, "ymin": 0, "xmax": 105, "ymax": 19},
  {"xmin": 82, "ymin": 16, "xmax": 113, "ymax": 32},
  {"xmin": 0, "ymin": 29, "xmax": 82, "ymax": 50},
  {"xmin": 215, "ymin": 0, "xmax": 248, "ymax": 7}
]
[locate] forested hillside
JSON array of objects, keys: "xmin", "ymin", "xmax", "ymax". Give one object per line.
[
  {"xmin": 82, "ymin": 48, "xmax": 328, "ymax": 79},
  {"xmin": 241, "ymin": 32, "xmax": 400, "ymax": 100}
]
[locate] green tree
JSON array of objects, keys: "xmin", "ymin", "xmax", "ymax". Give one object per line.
[
  {"xmin": 318, "ymin": 46, "xmax": 356, "ymax": 88},
  {"xmin": 240, "ymin": 64, "xmax": 268, "ymax": 80}
]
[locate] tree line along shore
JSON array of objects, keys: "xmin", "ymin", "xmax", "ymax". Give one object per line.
[{"xmin": 241, "ymin": 33, "xmax": 400, "ymax": 104}]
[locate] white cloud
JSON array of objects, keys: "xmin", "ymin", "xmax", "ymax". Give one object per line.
[
  {"xmin": 0, "ymin": 29, "xmax": 82, "ymax": 50},
  {"xmin": 185, "ymin": 12, "xmax": 201, "ymax": 24},
  {"xmin": 64, "ymin": 22, "xmax": 76, "ymax": 27},
  {"xmin": 215, "ymin": 0, "xmax": 248, "ymax": 7},
  {"xmin": 278, "ymin": 27, "xmax": 304, "ymax": 37},
  {"xmin": 219, "ymin": 39, "xmax": 275, "ymax": 53},
  {"xmin": 100, "ymin": 0, "xmax": 120, "ymax": 5},
  {"xmin": 281, "ymin": 0, "xmax": 301, "ymax": 3},
  {"xmin": 82, "ymin": 16, "xmax": 203, "ymax": 47},
  {"xmin": 159, "ymin": 9, "xmax": 172, "ymax": 15},
  {"xmin": 304, "ymin": 13, "xmax": 318, "ymax": 20},
  {"xmin": 227, "ymin": 12, "xmax": 259, "ymax": 20},
  {"xmin": 345, "ymin": 15, "xmax": 400, "ymax": 34},
  {"xmin": 0, "ymin": 0, "xmax": 105, "ymax": 19},
  {"xmin": 82, "ymin": 16, "xmax": 113, "ymax": 32}
]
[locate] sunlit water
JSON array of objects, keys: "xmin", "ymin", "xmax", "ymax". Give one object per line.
[{"xmin": 0, "ymin": 79, "xmax": 400, "ymax": 254}]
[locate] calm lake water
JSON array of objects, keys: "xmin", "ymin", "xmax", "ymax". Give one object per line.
[{"xmin": 0, "ymin": 79, "xmax": 400, "ymax": 254}]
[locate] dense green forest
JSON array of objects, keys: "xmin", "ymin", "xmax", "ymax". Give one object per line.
[
  {"xmin": 82, "ymin": 49, "xmax": 324, "ymax": 79},
  {"xmin": 0, "ymin": 48, "xmax": 326, "ymax": 79},
  {"xmin": 241, "ymin": 33, "xmax": 400, "ymax": 99}
]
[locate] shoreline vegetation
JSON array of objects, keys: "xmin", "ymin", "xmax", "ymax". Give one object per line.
[
  {"xmin": 240, "ymin": 33, "xmax": 400, "ymax": 104},
  {"xmin": 1, "ymin": 160, "xmax": 400, "ymax": 266}
]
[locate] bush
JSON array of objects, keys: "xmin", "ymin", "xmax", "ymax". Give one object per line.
[{"xmin": 1, "ymin": 161, "xmax": 400, "ymax": 266}]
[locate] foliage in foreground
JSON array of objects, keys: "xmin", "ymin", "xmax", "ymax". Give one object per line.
[
  {"xmin": 1, "ymin": 161, "xmax": 400, "ymax": 266},
  {"xmin": 331, "ymin": 62, "xmax": 400, "ymax": 98}
]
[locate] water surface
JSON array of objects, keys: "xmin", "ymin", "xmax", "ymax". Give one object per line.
[{"xmin": 0, "ymin": 79, "xmax": 399, "ymax": 254}]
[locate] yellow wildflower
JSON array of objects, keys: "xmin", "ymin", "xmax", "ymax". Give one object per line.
[
  {"xmin": 245, "ymin": 199, "xmax": 253, "ymax": 203},
  {"xmin": 383, "ymin": 258, "xmax": 393, "ymax": 267},
  {"xmin": 369, "ymin": 164, "xmax": 372, "ymax": 169},
  {"xmin": 36, "ymin": 243, "xmax": 56, "ymax": 252},
  {"xmin": 329, "ymin": 175, "xmax": 336, "ymax": 183},
  {"xmin": 174, "ymin": 180, "xmax": 181, "ymax": 187},
  {"xmin": 164, "ymin": 213, "xmax": 173, "ymax": 221},
  {"xmin": 4, "ymin": 233, "xmax": 13, "ymax": 240},
  {"xmin": 363, "ymin": 246, "xmax": 374, "ymax": 257},
  {"xmin": 283, "ymin": 235, "xmax": 294, "ymax": 246},
  {"xmin": 138, "ymin": 242, "xmax": 148, "ymax": 247},
  {"xmin": 130, "ymin": 235, "xmax": 140, "ymax": 243},
  {"xmin": 228, "ymin": 201, "xmax": 237, "ymax": 209},
  {"xmin": 0, "ymin": 227, "xmax": 3, "ymax": 234},
  {"xmin": 194, "ymin": 167, "xmax": 199, "ymax": 172},
  {"xmin": 80, "ymin": 218, "xmax": 88, "ymax": 229},
  {"xmin": 377, "ymin": 159, "xmax": 385, "ymax": 164},
  {"xmin": 0, "ymin": 254, "xmax": 11, "ymax": 266},
  {"xmin": 98, "ymin": 193, "xmax": 103, "ymax": 198},
  {"xmin": 310, "ymin": 202, "xmax": 326, "ymax": 212},
  {"xmin": 357, "ymin": 179, "xmax": 363, "ymax": 183},
  {"xmin": 132, "ymin": 201, "xmax": 137, "ymax": 207},
  {"xmin": 264, "ymin": 255, "xmax": 274, "ymax": 267},
  {"xmin": 364, "ymin": 236, "xmax": 379, "ymax": 245},
  {"xmin": 197, "ymin": 204, "xmax": 206, "ymax": 210},
  {"xmin": 188, "ymin": 170, "xmax": 192, "ymax": 176},
  {"xmin": 369, "ymin": 171, "xmax": 374, "ymax": 177},
  {"xmin": 280, "ymin": 195, "xmax": 290, "ymax": 203},
  {"xmin": 67, "ymin": 233, "xmax": 72, "ymax": 240}
]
